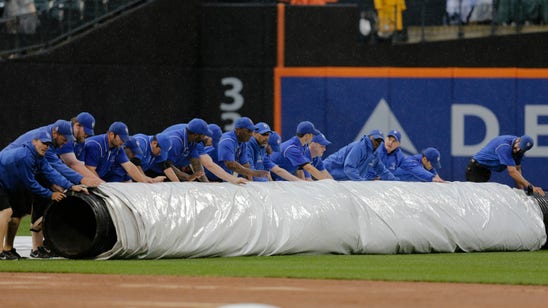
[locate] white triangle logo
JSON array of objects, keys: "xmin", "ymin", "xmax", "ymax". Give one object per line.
[{"xmin": 355, "ymin": 98, "xmax": 418, "ymax": 154}]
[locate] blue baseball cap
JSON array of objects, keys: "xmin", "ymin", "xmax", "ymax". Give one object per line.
[
  {"xmin": 296, "ymin": 121, "xmax": 320, "ymax": 135},
  {"xmin": 268, "ymin": 131, "xmax": 281, "ymax": 152},
  {"xmin": 187, "ymin": 118, "xmax": 211, "ymax": 136},
  {"xmin": 369, "ymin": 129, "xmax": 384, "ymax": 140},
  {"xmin": 155, "ymin": 133, "xmax": 172, "ymax": 162},
  {"xmin": 519, "ymin": 135, "xmax": 534, "ymax": 152},
  {"xmin": 423, "ymin": 147, "xmax": 441, "ymax": 169},
  {"xmin": 108, "ymin": 121, "xmax": 130, "ymax": 143},
  {"xmin": 255, "ymin": 122, "xmax": 272, "ymax": 134},
  {"xmin": 124, "ymin": 137, "xmax": 143, "ymax": 156},
  {"xmin": 235, "ymin": 117, "xmax": 255, "ymax": 131},
  {"xmin": 387, "ymin": 129, "xmax": 401, "ymax": 142},
  {"xmin": 34, "ymin": 130, "xmax": 53, "ymax": 145},
  {"xmin": 208, "ymin": 124, "xmax": 223, "ymax": 144},
  {"xmin": 312, "ymin": 132, "xmax": 331, "ymax": 146},
  {"xmin": 76, "ymin": 112, "xmax": 95, "ymax": 136},
  {"xmin": 52, "ymin": 119, "xmax": 74, "ymax": 142}
]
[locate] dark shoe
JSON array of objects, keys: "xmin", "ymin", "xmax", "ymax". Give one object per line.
[
  {"xmin": 0, "ymin": 250, "xmax": 19, "ymax": 260},
  {"xmin": 4, "ymin": 248, "xmax": 21, "ymax": 260},
  {"xmin": 42, "ymin": 240, "xmax": 58, "ymax": 257},
  {"xmin": 41, "ymin": 244, "xmax": 58, "ymax": 257},
  {"xmin": 30, "ymin": 246, "xmax": 52, "ymax": 259}
]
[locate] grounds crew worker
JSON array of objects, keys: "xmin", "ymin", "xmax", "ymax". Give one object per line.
[
  {"xmin": 0, "ymin": 131, "xmax": 88, "ymax": 260},
  {"xmin": 465, "ymin": 134, "xmax": 544, "ymax": 196}
]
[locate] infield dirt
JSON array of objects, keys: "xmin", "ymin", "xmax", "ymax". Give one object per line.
[{"xmin": 2, "ymin": 272, "xmax": 548, "ymax": 307}]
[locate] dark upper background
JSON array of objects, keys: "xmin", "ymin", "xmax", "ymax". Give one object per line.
[{"xmin": 0, "ymin": 0, "xmax": 546, "ymax": 147}]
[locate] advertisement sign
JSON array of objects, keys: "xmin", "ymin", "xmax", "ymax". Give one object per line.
[{"xmin": 276, "ymin": 68, "xmax": 548, "ymax": 187}]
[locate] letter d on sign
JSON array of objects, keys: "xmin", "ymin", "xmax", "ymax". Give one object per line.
[{"xmin": 451, "ymin": 104, "xmax": 500, "ymax": 156}]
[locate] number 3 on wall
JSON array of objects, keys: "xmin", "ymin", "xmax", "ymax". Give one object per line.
[{"xmin": 220, "ymin": 77, "xmax": 244, "ymax": 131}]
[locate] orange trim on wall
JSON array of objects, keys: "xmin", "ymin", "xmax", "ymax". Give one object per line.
[
  {"xmin": 274, "ymin": 68, "xmax": 282, "ymax": 134},
  {"xmin": 275, "ymin": 67, "xmax": 548, "ymax": 78},
  {"xmin": 274, "ymin": 4, "xmax": 286, "ymax": 133},
  {"xmin": 275, "ymin": 67, "xmax": 453, "ymax": 78},
  {"xmin": 277, "ymin": 4, "xmax": 285, "ymax": 68},
  {"xmin": 515, "ymin": 69, "xmax": 548, "ymax": 78}
]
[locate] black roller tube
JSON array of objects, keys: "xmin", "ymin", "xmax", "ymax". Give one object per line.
[
  {"xmin": 531, "ymin": 192, "xmax": 548, "ymax": 249},
  {"xmin": 43, "ymin": 190, "xmax": 117, "ymax": 259}
]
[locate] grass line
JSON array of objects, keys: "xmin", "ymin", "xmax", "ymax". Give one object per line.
[
  {"xmin": 1, "ymin": 251, "xmax": 547, "ymax": 285},
  {"xmin": 6, "ymin": 216, "xmax": 548, "ymax": 285}
]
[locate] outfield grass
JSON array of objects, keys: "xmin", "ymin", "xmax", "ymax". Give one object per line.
[
  {"xmin": 1, "ymin": 250, "xmax": 547, "ymax": 285},
  {"xmin": 17, "ymin": 216, "xmax": 32, "ymax": 237},
  {"xmin": 5, "ymin": 216, "xmax": 548, "ymax": 285}
]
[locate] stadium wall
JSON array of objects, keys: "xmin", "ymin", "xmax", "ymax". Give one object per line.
[
  {"xmin": 0, "ymin": 1, "xmax": 546, "ymax": 186},
  {"xmin": 275, "ymin": 67, "xmax": 548, "ymax": 187}
]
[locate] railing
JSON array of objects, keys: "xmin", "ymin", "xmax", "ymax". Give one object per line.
[
  {"xmin": 0, "ymin": 0, "xmax": 150, "ymax": 59},
  {"xmin": 355, "ymin": 0, "xmax": 548, "ymax": 43},
  {"xmin": 1, "ymin": 0, "xmax": 547, "ymax": 59},
  {"xmin": 274, "ymin": 0, "xmax": 548, "ymax": 43}
]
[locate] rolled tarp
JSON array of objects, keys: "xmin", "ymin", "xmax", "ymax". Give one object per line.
[{"xmin": 43, "ymin": 180, "xmax": 546, "ymax": 259}]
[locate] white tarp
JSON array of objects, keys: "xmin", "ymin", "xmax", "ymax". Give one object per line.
[{"xmin": 95, "ymin": 180, "xmax": 546, "ymax": 259}]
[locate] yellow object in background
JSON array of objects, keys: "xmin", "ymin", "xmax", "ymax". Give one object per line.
[{"xmin": 374, "ymin": 0, "xmax": 406, "ymax": 37}]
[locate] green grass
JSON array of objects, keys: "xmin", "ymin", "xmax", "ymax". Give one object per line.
[
  {"xmin": 1, "ymin": 250, "xmax": 548, "ymax": 285},
  {"xmin": 6, "ymin": 215, "xmax": 548, "ymax": 285},
  {"xmin": 17, "ymin": 216, "xmax": 31, "ymax": 236}
]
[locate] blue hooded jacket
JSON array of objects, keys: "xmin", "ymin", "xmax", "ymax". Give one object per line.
[
  {"xmin": 323, "ymin": 135, "xmax": 397, "ymax": 181},
  {"xmin": 0, "ymin": 142, "xmax": 72, "ymax": 199},
  {"xmin": 2, "ymin": 124, "xmax": 83, "ymax": 185},
  {"xmin": 393, "ymin": 154, "xmax": 438, "ymax": 182}
]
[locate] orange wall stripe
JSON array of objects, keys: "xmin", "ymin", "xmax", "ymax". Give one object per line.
[
  {"xmin": 274, "ymin": 4, "xmax": 286, "ymax": 133},
  {"xmin": 277, "ymin": 4, "xmax": 285, "ymax": 68},
  {"xmin": 274, "ymin": 68, "xmax": 282, "ymax": 134},
  {"xmin": 516, "ymin": 68, "xmax": 548, "ymax": 78},
  {"xmin": 275, "ymin": 67, "xmax": 548, "ymax": 78}
]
